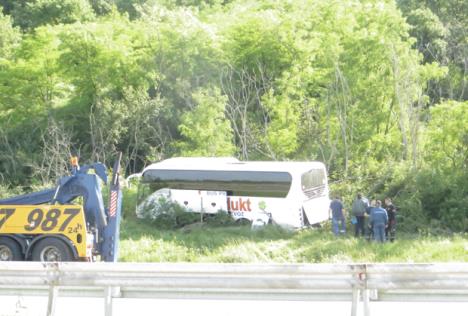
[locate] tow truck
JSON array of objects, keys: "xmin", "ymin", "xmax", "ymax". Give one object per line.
[{"xmin": 0, "ymin": 154, "xmax": 122, "ymax": 262}]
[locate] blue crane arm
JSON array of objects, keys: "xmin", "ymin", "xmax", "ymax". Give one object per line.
[
  {"xmin": 54, "ymin": 173, "xmax": 107, "ymax": 229},
  {"xmin": 0, "ymin": 188, "xmax": 56, "ymax": 205}
]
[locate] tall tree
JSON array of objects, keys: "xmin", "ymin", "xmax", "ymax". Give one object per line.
[
  {"xmin": 0, "ymin": 10, "xmax": 20, "ymax": 59},
  {"xmin": 397, "ymin": 0, "xmax": 468, "ymax": 102},
  {"xmin": 177, "ymin": 87, "xmax": 235, "ymax": 156},
  {"xmin": 8, "ymin": 0, "xmax": 96, "ymax": 29}
]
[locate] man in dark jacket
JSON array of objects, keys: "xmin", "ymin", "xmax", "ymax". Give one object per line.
[
  {"xmin": 370, "ymin": 200, "xmax": 388, "ymax": 242},
  {"xmin": 351, "ymin": 193, "xmax": 367, "ymax": 237},
  {"xmin": 384, "ymin": 197, "xmax": 397, "ymax": 242}
]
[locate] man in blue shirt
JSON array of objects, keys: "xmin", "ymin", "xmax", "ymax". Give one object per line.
[
  {"xmin": 329, "ymin": 197, "xmax": 346, "ymax": 236},
  {"xmin": 370, "ymin": 200, "xmax": 388, "ymax": 242}
]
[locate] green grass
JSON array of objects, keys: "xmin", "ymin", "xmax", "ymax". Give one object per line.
[{"xmin": 119, "ymin": 217, "xmax": 468, "ymax": 263}]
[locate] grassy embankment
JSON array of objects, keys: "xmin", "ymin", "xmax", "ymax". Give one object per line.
[{"xmin": 119, "ymin": 216, "xmax": 468, "ymax": 263}]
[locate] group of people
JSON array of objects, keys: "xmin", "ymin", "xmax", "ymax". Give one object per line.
[{"xmin": 329, "ymin": 194, "xmax": 397, "ymax": 242}]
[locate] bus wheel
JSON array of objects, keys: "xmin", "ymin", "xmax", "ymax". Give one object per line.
[
  {"xmin": 236, "ymin": 218, "xmax": 251, "ymax": 226},
  {"xmin": 31, "ymin": 238, "xmax": 73, "ymax": 262},
  {"xmin": 0, "ymin": 237, "xmax": 23, "ymax": 261}
]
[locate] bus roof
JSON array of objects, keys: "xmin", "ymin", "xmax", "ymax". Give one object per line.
[{"xmin": 142, "ymin": 157, "xmax": 326, "ymax": 175}]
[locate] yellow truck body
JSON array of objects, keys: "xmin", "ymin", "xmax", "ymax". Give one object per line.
[{"xmin": 0, "ymin": 205, "xmax": 89, "ymax": 259}]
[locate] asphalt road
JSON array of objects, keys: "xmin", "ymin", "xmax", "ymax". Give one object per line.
[{"xmin": 2, "ymin": 296, "xmax": 468, "ymax": 316}]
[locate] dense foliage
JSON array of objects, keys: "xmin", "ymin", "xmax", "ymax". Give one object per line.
[{"xmin": 0, "ymin": 0, "xmax": 466, "ymax": 232}]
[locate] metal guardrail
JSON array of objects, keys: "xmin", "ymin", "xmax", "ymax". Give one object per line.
[{"xmin": 0, "ymin": 262, "xmax": 467, "ymax": 316}]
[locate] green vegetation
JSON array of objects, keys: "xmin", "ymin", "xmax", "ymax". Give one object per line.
[
  {"xmin": 119, "ymin": 189, "xmax": 468, "ymax": 263},
  {"xmin": 0, "ymin": 0, "xmax": 466, "ymax": 233},
  {"xmin": 119, "ymin": 216, "xmax": 468, "ymax": 263}
]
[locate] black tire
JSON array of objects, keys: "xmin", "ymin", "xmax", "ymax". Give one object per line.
[
  {"xmin": 236, "ymin": 218, "xmax": 251, "ymax": 226},
  {"xmin": 0, "ymin": 237, "xmax": 23, "ymax": 261},
  {"xmin": 31, "ymin": 238, "xmax": 74, "ymax": 262}
]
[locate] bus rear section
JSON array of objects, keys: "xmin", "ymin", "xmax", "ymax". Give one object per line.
[{"xmin": 300, "ymin": 166, "xmax": 330, "ymax": 225}]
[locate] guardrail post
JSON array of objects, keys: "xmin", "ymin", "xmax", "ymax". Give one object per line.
[
  {"xmin": 362, "ymin": 264, "xmax": 371, "ymax": 316},
  {"xmin": 351, "ymin": 264, "xmax": 367, "ymax": 316},
  {"xmin": 351, "ymin": 288, "xmax": 359, "ymax": 316},
  {"xmin": 105, "ymin": 286, "xmax": 120, "ymax": 316},
  {"xmin": 362, "ymin": 289, "xmax": 370, "ymax": 316},
  {"xmin": 105, "ymin": 286, "xmax": 113, "ymax": 316},
  {"xmin": 45, "ymin": 262, "xmax": 60, "ymax": 316},
  {"xmin": 46, "ymin": 285, "xmax": 58, "ymax": 316}
]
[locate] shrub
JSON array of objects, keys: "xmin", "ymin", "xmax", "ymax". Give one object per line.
[
  {"xmin": 121, "ymin": 187, "xmax": 138, "ymax": 219},
  {"xmin": 393, "ymin": 190, "xmax": 427, "ymax": 233},
  {"xmin": 136, "ymin": 193, "xmax": 199, "ymax": 229},
  {"xmin": 204, "ymin": 210, "xmax": 236, "ymax": 227}
]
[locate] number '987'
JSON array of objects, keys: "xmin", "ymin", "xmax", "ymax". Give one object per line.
[
  {"xmin": 24, "ymin": 208, "xmax": 80, "ymax": 232},
  {"xmin": 0, "ymin": 208, "xmax": 80, "ymax": 232}
]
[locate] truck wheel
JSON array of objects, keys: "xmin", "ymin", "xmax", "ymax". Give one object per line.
[
  {"xmin": 0, "ymin": 237, "xmax": 23, "ymax": 261},
  {"xmin": 31, "ymin": 238, "xmax": 73, "ymax": 262}
]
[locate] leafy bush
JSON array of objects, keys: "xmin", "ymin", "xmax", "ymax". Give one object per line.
[
  {"xmin": 0, "ymin": 184, "xmax": 25, "ymax": 198},
  {"xmin": 415, "ymin": 171, "xmax": 468, "ymax": 233},
  {"xmin": 136, "ymin": 194, "xmax": 200, "ymax": 229},
  {"xmin": 121, "ymin": 187, "xmax": 138, "ymax": 219},
  {"xmin": 392, "ymin": 189, "xmax": 427, "ymax": 233},
  {"xmin": 135, "ymin": 189, "xmax": 242, "ymax": 230}
]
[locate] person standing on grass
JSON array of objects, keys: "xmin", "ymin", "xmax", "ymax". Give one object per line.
[
  {"xmin": 370, "ymin": 200, "xmax": 388, "ymax": 242},
  {"xmin": 384, "ymin": 197, "xmax": 397, "ymax": 242},
  {"xmin": 365, "ymin": 199, "xmax": 376, "ymax": 241},
  {"xmin": 329, "ymin": 196, "xmax": 346, "ymax": 236},
  {"xmin": 351, "ymin": 193, "xmax": 367, "ymax": 237}
]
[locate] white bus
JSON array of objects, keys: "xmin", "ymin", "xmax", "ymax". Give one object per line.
[{"xmin": 136, "ymin": 157, "xmax": 330, "ymax": 229}]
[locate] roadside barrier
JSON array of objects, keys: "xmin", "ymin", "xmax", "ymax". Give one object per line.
[{"xmin": 0, "ymin": 262, "xmax": 467, "ymax": 316}]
